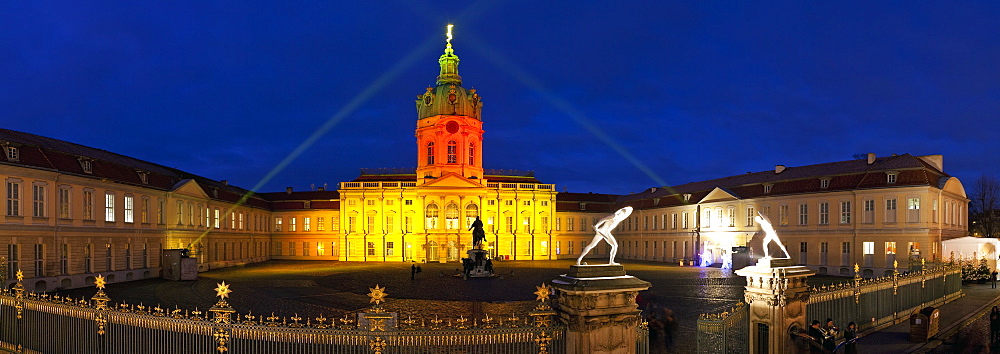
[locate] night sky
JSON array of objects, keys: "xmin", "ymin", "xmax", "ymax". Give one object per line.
[{"xmin": 3, "ymin": 2, "xmax": 999, "ymax": 195}]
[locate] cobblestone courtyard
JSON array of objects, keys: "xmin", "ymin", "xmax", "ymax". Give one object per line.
[{"xmin": 55, "ymin": 259, "xmax": 846, "ymax": 353}]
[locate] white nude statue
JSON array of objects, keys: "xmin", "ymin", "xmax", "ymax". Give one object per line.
[
  {"xmin": 755, "ymin": 211, "xmax": 790, "ymax": 259},
  {"xmin": 576, "ymin": 206, "xmax": 633, "ymax": 265}
]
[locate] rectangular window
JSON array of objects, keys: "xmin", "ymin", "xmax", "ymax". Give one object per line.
[
  {"xmin": 32, "ymin": 184, "xmax": 45, "ymax": 217},
  {"xmin": 157, "ymin": 199, "xmax": 164, "ymax": 224},
  {"xmin": 671, "ymin": 213, "xmax": 678, "ymax": 229},
  {"xmin": 124, "ymin": 195, "xmax": 134, "ymax": 223},
  {"xmin": 317, "ymin": 217, "xmax": 325, "ymax": 231},
  {"xmin": 403, "ymin": 216, "xmax": 410, "ymax": 233},
  {"xmin": 60, "ymin": 244, "xmax": 69, "ymax": 275},
  {"xmin": 555, "ymin": 217, "xmax": 561, "ymax": 231},
  {"xmin": 8, "ymin": 245, "xmax": 19, "ymax": 279},
  {"xmin": 176, "ymin": 201, "xmax": 183, "ymax": 225},
  {"xmin": 580, "ymin": 217, "xmax": 587, "ymax": 232},
  {"xmin": 239, "ymin": 213, "xmax": 244, "ymax": 230},
  {"xmin": 885, "ymin": 198, "xmax": 897, "ymax": 223},
  {"xmin": 820, "ymin": 179, "xmax": 830, "ymax": 189},
  {"xmin": 348, "ymin": 216, "xmax": 356, "ymax": 232},
  {"xmin": 104, "ymin": 192, "xmax": 115, "ymax": 222},
  {"xmin": 405, "ymin": 199, "xmax": 413, "ymax": 205},
  {"xmin": 303, "ymin": 242, "xmax": 309, "ymax": 256},
  {"xmin": 523, "ymin": 217, "xmax": 531, "ymax": 232},
  {"xmin": 703, "ymin": 209, "xmax": 711, "ymax": 228},
  {"xmin": 840, "ymin": 201, "xmax": 851, "ymax": 224},
  {"xmin": 59, "ymin": 188, "xmax": 69, "ymax": 219},
  {"xmin": 290, "ymin": 217, "xmax": 298, "ymax": 231},
  {"xmin": 567, "ymin": 217, "xmax": 574, "ymax": 231},
  {"xmin": 746, "ymin": 207, "xmax": 754, "ymax": 226},
  {"xmin": 907, "ymin": 198, "xmax": 920, "ymax": 223},
  {"xmin": 844, "ymin": 242, "xmax": 853, "ymax": 254},
  {"xmin": 798, "ymin": 204, "xmax": 808, "ymax": 225},
  {"xmin": 141, "ymin": 197, "xmax": 149, "ymax": 223},
  {"xmin": 230, "ymin": 212, "xmax": 236, "ymax": 229},
  {"xmin": 6, "ymin": 181, "xmax": 20, "ymax": 216},
  {"xmin": 386, "ymin": 242, "xmax": 394, "ymax": 256},
  {"xmin": 932, "ymin": 200, "xmax": 938, "ymax": 223},
  {"xmin": 779, "ymin": 205, "xmax": 789, "ymax": 226},
  {"xmin": 885, "ymin": 242, "xmax": 896, "ymax": 254},
  {"xmin": 204, "ymin": 207, "xmax": 210, "ymax": 227},
  {"xmin": 33, "ymin": 244, "xmax": 43, "ymax": 277},
  {"xmin": 386, "ymin": 216, "xmax": 394, "ymax": 232},
  {"xmin": 304, "ymin": 217, "xmax": 311, "ymax": 231},
  {"xmin": 819, "ymin": 202, "xmax": 829, "ymax": 225},
  {"xmin": 83, "ymin": 190, "xmax": 94, "ymax": 220},
  {"xmin": 682, "ymin": 212, "xmax": 689, "ymax": 229},
  {"xmin": 821, "ymin": 242, "xmax": 828, "ymax": 253},
  {"xmin": 274, "ymin": 217, "xmax": 283, "ymax": 231},
  {"xmin": 541, "ymin": 216, "xmax": 549, "ymax": 233},
  {"xmin": 214, "ymin": 209, "xmax": 220, "ymax": 228},
  {"xmin": 863, "ymin": 199, "xmax": 875, "ymax": 224},
  {"xmin": 367, "ymin": 242, "xmax": 376, "ymax": 256},
  {"xmin": 728, "ymin": 208, "xmax": 735, "ymax": 227},
  {"xmin": 332, "ymin": 216, "xmax": 340, "ymax": 231},
  {"xmin": 505, "ymin": 216, "xmax": 514, "ymax": 233},
  {"xmin": 367, "ymin": 216, "xmax": 375, "ymax": 232}
]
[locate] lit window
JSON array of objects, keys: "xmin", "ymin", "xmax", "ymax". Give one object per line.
[
  {"xmin": 763, "ymin": 184, "xmax": 773, "ymax": 194},
  {"xmin": 274, "ymin": 217, "xmax": 282, "ymax": 231},
  {"xmin": 304, "ymin": 217, "xmax": 311, "ymax": 231},
  {"xmin": 447, "ymin": 141, "xmax": 457, "ymax": 164},
  {"xmin": 6, "ymin": 181, "xmax": 20, "ymax": 216},
  {"xmin": 426, "ymin": 142, "xmax": 435, "ymax": 165},
  {"xmin": 840, "ymin": 201, "xmax": 851, "ymax": 224},
  {"xmin": 887, "ymin": 172, "xmax": 898, "ymax": 184},
  {"xmin": 123, "ymin": 195, "xmax": 134, "ymax": 223},
  {"xmin": 32, "ymin": 184, "xmax": 45, "ymax": 217},
  {"xmin": 469, "ymin": 143, "xmax": 476, "ymax": 165},
  {"xmin": 104, "ymin": 192, "xmax": 115, "ymax": 222}
]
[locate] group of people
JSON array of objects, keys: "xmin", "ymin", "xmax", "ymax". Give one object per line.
[
  {"xmin": 637, "ymin": 291, "xmax": 677, "ymax": 353},
  {"xmin": 802, "ymin": 318, "xmax": 859, "ymax": 353}
]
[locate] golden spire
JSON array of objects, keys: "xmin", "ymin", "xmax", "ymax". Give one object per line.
[{"xmin": 437, "ymin": 24, "xmax": 462, "ymax": 85}]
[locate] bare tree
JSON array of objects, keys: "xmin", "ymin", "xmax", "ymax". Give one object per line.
[{"xmin": 970, "ymin": 174, "xmax": 1000, "ymax": 238}]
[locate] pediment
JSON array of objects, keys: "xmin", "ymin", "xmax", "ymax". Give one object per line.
[
  {"xmin": 170, "ymin": 179, "xmax": 209, "ymax": 198},
  {"xmin": 420, "ymin": 173, "xmax": 484, "ymax": 188},
  {"xmin": 699, "ymin": 187, "xmax": 740, "ymax": 203}
]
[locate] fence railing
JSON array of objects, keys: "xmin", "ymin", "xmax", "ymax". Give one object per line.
[
  {"xmin": 697, "ymin": 264, "xmax": 962, "ymax": 353},
  {"xmin": 0, "ymin": 272, "xmax": 567, "ymax": 354},
  {"xmin": 807, "ymin": 264, "xmax": 962, "ymax": 333},
  {"xmin": 696, "ymin": 302, "xmax": 749, "ymax": 353}
]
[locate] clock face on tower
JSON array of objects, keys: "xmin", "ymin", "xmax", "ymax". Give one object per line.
[{"xmin": 446, "ymin": 121, "xmax": 460, "ymax": 134}]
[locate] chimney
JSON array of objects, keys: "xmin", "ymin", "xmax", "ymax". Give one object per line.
[
  {"xmin": 775, "ymin": 165, "xmax": 786, "ymax": 174},
  {"xmin": 221, "ymin": 180, "xmax": 228, "ymax": 186},
  {"xmin": 867, "ymin": 153, "xmax": 876, "ymax": 165},
  {"xmin": 286, "ymin": 187, "xmax": 293, "ymax": 194},
  {"xmin": 650, "ymin": 187, "xmax": 657, "ymax": 193}
]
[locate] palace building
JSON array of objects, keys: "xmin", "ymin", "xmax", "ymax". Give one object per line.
[{"xmin": 0, "ymin": 28, "xmax": 969, "ymax": 292}]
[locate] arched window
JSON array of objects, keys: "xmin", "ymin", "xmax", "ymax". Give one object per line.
[
  {"xmin": 447, "ymin": 141, "xmax": 457, "ymax": 164},
  {"xmin": 465, "ymin": 204, "xmax": 479, "ymax": 227},
  {"xmin": 469, "ymin": 143, "xmax": 476, "ymax": 165},
  {"xmin": 445, "ymin": 202, "xmax": 460, "ymax": 229},
  {"xmin": 426, "ymin": 142, "xmax": 435, "ymax": 165},
  {"xmin": 425, "ymin": 203, "xmax": 439, "ymax": 229}
]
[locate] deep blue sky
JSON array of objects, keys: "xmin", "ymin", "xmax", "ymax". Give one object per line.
[{"xmin": 3, "ymin": 2, "xmax": 998, "ymax": 195}]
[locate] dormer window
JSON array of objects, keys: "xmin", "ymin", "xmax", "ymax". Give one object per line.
[
  {"xmin": 78, "ymin": 158, "xmax": 93, "ymax": 174},
  {"xmin": 211, "ymin": 188, "xmax": 219, "ymax": 198},
  {"xmin": 683, "ymin": 194, "xmax": 692, "ymax": 203},
  {"xmin": 579, "ymin": 203, "xmax": 587, "ymax": 211},
  {"xmin": 5, "ymin": 146, "xmax": 18, "ymax": 162},
  {"xmin": 820, "ymin": 178, "xmax": 830, "ymax": 189},
  {"xmin": 887, "ymin": 172, "xmax": 898, "ymax": 184},
  {"xmin": 763, "ymin": 184, "xmax": 773, "ymax": 194},
  {"xmin": 136, "ymin": 171, "xmax": 149, "ymax": 184}
]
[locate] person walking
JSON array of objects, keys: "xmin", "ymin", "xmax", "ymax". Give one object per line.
[
  {"xmin": 411, "ymin": 263, "xmax": 416, "ymax": 280},
  {"xmin": 991, "ymin": 306, "xmax": 1000, "ymax": 346},
  {"xmin": 992, "ymin": 270, "xmax": 998, "ymax": 289},
  {"xmin": 843, "ymin": 321, "xmax": 859, "ymax": 354}
]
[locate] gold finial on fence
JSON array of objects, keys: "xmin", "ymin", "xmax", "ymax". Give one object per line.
[
  {"xmin": 367, "ymin": 284, "xmax": 388, "ymax": 313},
  {"xmin": 535, "ymin": 331, "xmax": 553, "ymax": 353},
  {"xmin": 369, "ymin": 336, "xmax": 387, "ymax": 354},
  {"xmin": 213, "ymin": 328, "xmax": 231, "ymax": 353},
  {"xmin": 214, "ymin": 281, "xmax": 232, "ymax": 300},
  {"xmin": 210, "ymin": 281, "xmax": 236, "ymax": 324}
]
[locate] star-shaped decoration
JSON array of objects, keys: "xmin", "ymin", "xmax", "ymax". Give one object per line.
[
  {"xmin": 15, "ymin": 270, "xmax": 23, "ymax": 282},
  {"xmin": 214, "ymin": 281, "xmax": 232, "ymax": 299},
  {"xmin": 95, "ymin": 274, "xmax": 107, "ymax": 290},
  {"xmin": 534, "ymin": 283, "xmax": 551, "ymax": 302},
  {"xmin": 367, "ymin": 285, "xmax": 388, "ymax": 306}
]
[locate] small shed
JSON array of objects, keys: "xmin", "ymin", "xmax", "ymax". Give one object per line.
[{"xmin": 909, "ymin": 307, "xmax": 940, "ymax": 342}]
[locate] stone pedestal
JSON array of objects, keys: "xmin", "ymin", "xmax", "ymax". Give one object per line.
[
  {"xmin": 735, "ymin": 257, "xmax": 814, "ymax": 354},
  {"xmin": 463, "ymin": 248, "xmax": 494, "ymax": 278},
  {"xmin": 550, "ymin": 264, "xmax": 650, "ymax": 354}
]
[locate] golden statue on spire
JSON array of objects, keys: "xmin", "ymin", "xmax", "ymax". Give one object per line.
[{"xmin": 446, "ymin": 24, "xmax": 454, "ymax": 47}]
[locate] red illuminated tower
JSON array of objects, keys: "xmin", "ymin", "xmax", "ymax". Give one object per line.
[{"xmin": 415, "ymin": 25, "xmax": 484, "ymax": 185}]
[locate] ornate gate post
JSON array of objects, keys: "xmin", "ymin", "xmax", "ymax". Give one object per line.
[
  {"xmin": 550, "ymin": 264, "xmax": 650, "ymax": 354},
  {"xmin": 735, "ymin": 258, "xmax": 814, "ymax": 354}
]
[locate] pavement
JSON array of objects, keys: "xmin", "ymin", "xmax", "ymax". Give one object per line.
[{"xmin": 853, "ymin": 282, "xmax": 1000, "ymax": 353}]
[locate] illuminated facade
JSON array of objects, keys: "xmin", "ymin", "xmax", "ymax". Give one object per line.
[
  {"xmin": 607, "ymin": 154, "xmax": 969, "ymax": 277},
  {"xmin": 0, "ymin": 28, "xmax": 970, "ymax": 293}
]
